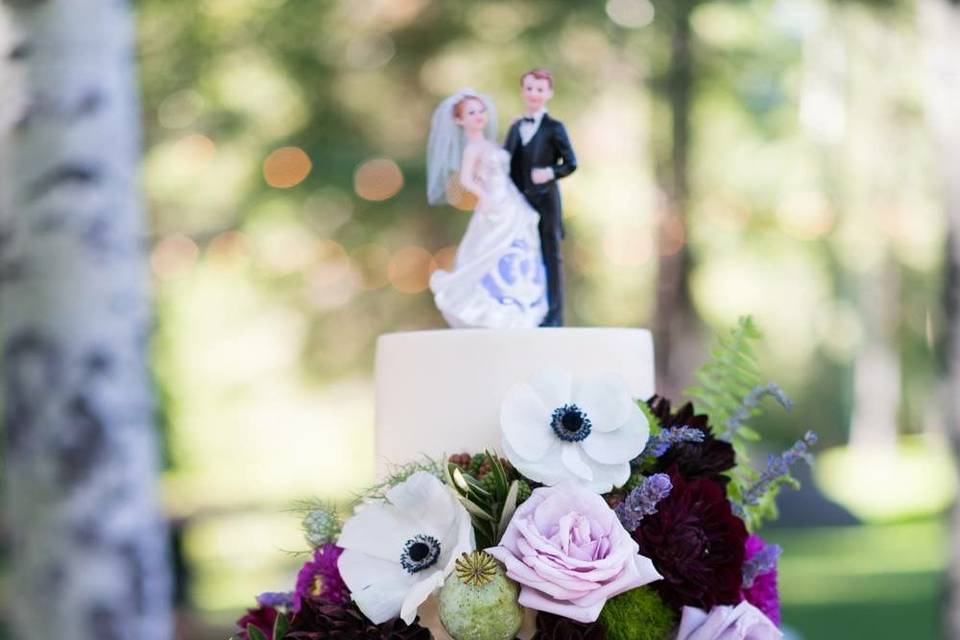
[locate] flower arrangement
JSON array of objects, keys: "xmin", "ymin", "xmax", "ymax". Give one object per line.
[{"xmin": 231, "ymin": 318, "xmax": 814, "ymax": 640}]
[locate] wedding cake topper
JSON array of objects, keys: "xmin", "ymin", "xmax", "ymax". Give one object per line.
[{"xmin": 427, "ymin": 69, "xmax": 578, "ymax": 329}]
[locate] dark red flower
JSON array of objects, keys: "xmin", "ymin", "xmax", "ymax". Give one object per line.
[
  {"xmin": 632, "ymin": 466, "xmax": 748, "ymax": 611},
  {"xmin": 647, "ymin": 396, "xmax": 735, "ymax": 483},
  {"xmin": 236, "ymin": 605, "xmax": 278, "ymax": 639},
  {"xmin": 287, "ymin": 599, "xmax": 431, "ymax": 639},
  {"xmin": 534, "ymin": 611, "xmax": 606, "ymax": 640}
]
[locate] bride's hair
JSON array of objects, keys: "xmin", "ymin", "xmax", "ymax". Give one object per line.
[
  {"xmin": 452, "ymin": 94, "xmax": 483, "ymax": 120},
  {"xmin": 426, "ymin": 90, "xmax": 497, "ymax": 206}
]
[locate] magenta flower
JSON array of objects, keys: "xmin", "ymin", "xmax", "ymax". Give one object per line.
[
  {"xmin": 235, "ymin": 605, "xmax": 277, "ymax": 639},
  {"xmin": 488, "ymin": 483, "xmax": 662, "ymax": 623},
  {"xmin": 742, "ymin": 535, "xmax": 781, "ymax": 626},
  {"xmin": 294, "ymin": 542, "xmax": 350, "ymax": 611}
]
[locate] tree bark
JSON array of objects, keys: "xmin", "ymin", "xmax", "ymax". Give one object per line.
[
  {"xmin": 655, "ymin": 0, "xmax": 701, "ymax": 398},
  {"xmin": 917, "ymin": 0, "xmax": 960, "ymax": 636},
  {"xmin": 0, "ymin": 1, "xmax": 173, "ymax": 638}
]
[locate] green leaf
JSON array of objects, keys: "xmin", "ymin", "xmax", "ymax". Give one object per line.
[
  {"xmin": 497, "ymin": 480, "xmax": 520, "ymax": 539},
  {"xmin": 247, "ymin": 624, "xmax": 269, "ymax": 640},
  {"xmin": 272, "ymin": 612, "xmax": 289, "ymax": 640}
]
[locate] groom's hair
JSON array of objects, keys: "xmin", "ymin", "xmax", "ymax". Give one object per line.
[{"xmin": 521, "ymin": 68, "xmax": 553, "ymax": 88}]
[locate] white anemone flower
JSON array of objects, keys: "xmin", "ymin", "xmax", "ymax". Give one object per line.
[
  {"xmin": 337, "ymin": 471, "xmax": 475, "ymax": 624},
  {"xmin": 500, "ymin": 370, "xmax": 650, "ymax": 493}
]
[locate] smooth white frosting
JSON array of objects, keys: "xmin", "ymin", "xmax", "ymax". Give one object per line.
[{"xmin": 374, "ymin": 328, "xmax": 655, "ymax": 470}]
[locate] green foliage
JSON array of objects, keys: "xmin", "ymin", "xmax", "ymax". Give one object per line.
[
  {"xmin": 447, "ymin": 452, "xmax": 521, "ymax": 549},
  {"xmin": 358, "ymin": 456, "xmax": 445, "ymax": 503},
  {"xmin": 272, "ymin": 612, "xmax": 289, "ymax": 640},
  {"xmin": 246, "ymin": 624, "xmax": 268, "ymax": 640},
  {"xmin": 598, "ymin": 587, "xmax": 677, "ymax": 640},
  {"xmin": 685, "ymin": 316, "xmax": 763, "ymax": 433}
]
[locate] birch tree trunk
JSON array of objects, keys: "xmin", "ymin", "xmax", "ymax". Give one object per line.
[
  {"xmin": 917, "ymin": 0, "xmax": 960, "ymax": 636},
  {"xmin": 654, "ymin": 0, "xmax": 702, "ymax": 398},
  {"xmin": 0, "ymin": 1, "xmax": 173, "ymax": 638}
]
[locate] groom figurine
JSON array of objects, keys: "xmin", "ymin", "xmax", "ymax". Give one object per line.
[{"xmin": 505, "ymin": 68, "xmax": 577, "ymax": 327}]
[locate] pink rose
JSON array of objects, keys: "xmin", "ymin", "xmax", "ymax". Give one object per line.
[
  {"xmin": 487, "ymin": 483, "xmax": 661, "ymax": 623},
  {"xmin": 676, "ymin": 602, "xmax": 783, "ymax": 640}
]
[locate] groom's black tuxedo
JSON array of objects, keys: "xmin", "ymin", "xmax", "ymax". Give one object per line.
[{"xmin": 505, "ymin": 114, "xmax": 577, "ymax": 327}]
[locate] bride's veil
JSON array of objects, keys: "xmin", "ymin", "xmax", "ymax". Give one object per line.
[{"xmin": 426, "ymin": 88, "xmax": 498, "ymax": 206}]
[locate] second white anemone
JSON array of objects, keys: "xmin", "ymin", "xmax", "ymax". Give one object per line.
[
  {"xmin": 337, "ymin": 471, "xmax": 475, "ymax": 624},
  {"xmin": 500, "ymin": 370, "xmax": 650, "ymax": 493}
]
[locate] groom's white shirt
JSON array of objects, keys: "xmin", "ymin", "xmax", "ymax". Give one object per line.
[{"xmin": 519, "ymin": 108, "xmax": 547, "ymax": 145}]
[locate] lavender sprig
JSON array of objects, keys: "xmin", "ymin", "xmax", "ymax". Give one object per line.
[
  {"xmin": 742, "ymin": 542, "xmax": 782, "ymax": 588},
  {"xmin": 723, "ymin": 383, "xmax": 793, "ymax": 441},
  {"xmin": 256, "ymin": 590, "xmax": 294, "ymax": 609},
  {"xmin": 616, "ymin": 473, "xmax": 672, "ymax": 531},
  {"xmin": 740, "ymin": 431, "xmax": 818, "ymax": 509},
  {"xmin": 640, "ymin": 426, "xmax": 705, "ymax": 459}
]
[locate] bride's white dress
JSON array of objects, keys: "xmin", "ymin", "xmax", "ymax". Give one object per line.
[{"xmin": 430, "ymin": 143, "xmax": 548, "ymax": 328}]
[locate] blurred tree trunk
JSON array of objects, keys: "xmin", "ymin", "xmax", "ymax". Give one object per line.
[
  {"xmin": 655, "ymin": 0, "xmax": 702, "ymax": 398},
  {"xmin": 0, "ymin": 1, "xmax": 173, "ymax": 639},
  {"xmin": 918, "ymin": 0, "xmax": 960, "ymax": 636}
]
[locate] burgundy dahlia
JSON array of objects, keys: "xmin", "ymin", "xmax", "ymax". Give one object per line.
[
  {"xmin": 742, "ymin": 534, "xmax": 781, "ymax": 626},
  {"xmin": 288, "ymin": 599, "xmax": 431, "ymax": 639},
  {"xmin": 294, "ymin": 543, "xmax": 350, "ymax": 611},
  {"xmin": 632, "ymin": 466, "xmax": 748, "ymax": 611},
  {"xmin": 647, "ymin": 396, "xmax": 735, "ymax": 482},
  {"xmin": 534, "ymin": 611, "xmax": 606, "ymax": 640},
  {"xmin": 235, "ymin": 605, "xmax": 278, "ymax": 639}
]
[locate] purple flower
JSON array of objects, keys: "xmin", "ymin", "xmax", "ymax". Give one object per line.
[
  {"xmin": 742, "ymin": 535, "xmax": 781, "ymax": 627},
  {"xmin": 740, "ymin": 431, "xmax": 817, "ymax": 509},
  {"xmin": 294, "ymin": 542, "xmax": 350, "ymax": 612},
  {"xmin": 257, "ymin": 591, "xmax": 294, "ymax": 609},
  {"xmin": 642, "ymin": 427, "xmax": 705, "ymax": 459},
  {"xmin": 235, "ymin": 605, "xmax": 277, "ymax": 639},
  {"xmin": 615, "ymin": 473, "xmax": 672, "ymax": 530},
  {"xmin": 676, "ymin": 601, "xmax": 782, "ymax": 639},
  {"xmin": 488, "ymin": 482, "xmax": 662, "ymax": 623}
]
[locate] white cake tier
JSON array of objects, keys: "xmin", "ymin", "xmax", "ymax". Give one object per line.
[{"xmin": 374, "ymin": 328, "xmax": 655, "ymax": 470}]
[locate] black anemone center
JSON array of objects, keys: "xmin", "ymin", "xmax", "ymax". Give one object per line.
[
  {"xmin": 400, "ymin": 534, "xmax": 441, "ymax": 574},
  {"xmin": 408, "ymin": 542, "xmax": 430, "ymax": 562},
  {"xmin": 551, "ymin": 404, "xmax": 592, "ymax": 443}
]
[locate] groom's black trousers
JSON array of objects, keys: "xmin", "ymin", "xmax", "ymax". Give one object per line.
[{"xmin": 523, "ymin": 187, "xmax": 564, "ymax": 327}]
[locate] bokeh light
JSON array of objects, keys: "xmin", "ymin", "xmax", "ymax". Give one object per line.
[
  {"xmin": 354, "ymin": 158, "xmax": 404, "ymax": 201},
  {"xmin": 206, "ymin": 230, "xmax": 249, "ymax": 267},
  {"xmin": 151, "ymin": 233, "xmax": 199, "ymax": 280},
  {"xmin": 158, "ymin": 89, "xmax": 205, "ymax": 129},
  {"xmin": 263, "ymin": 146, "xmax": 312, "ymax": 188},
  {"xmin": 444, "ymin": 173, "xmax": 478, "ymax": 211},
  {"xmin": 657, "ymin": 214, "xmax": 686, "ymax": 256},
  {"xmin": 605, "ymin": 0, "xmax": 655, "ymax": 28},
  {"xmin": 433, "ymin": 245, "xmax": 458, "ymax": 272},
  {"xmin": 388, "ymin": 246, "xmax": 434, "ymax": 293},
  {"xmin": 603, "ymin": 224, "xmax": 653, "ymax": 267},
  {"xmin": 353, "ymin": 243, "xmax": 391, "ymax": 289}
]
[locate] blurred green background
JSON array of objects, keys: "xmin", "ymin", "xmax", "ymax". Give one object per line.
[{"xmin": 131, "ymin": 0, "xmax": 953, "ymax": 637}]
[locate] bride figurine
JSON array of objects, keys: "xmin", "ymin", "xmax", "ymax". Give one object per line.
[{"xmin": 426, "ymin": 89, "xmax": 548, "ymax": 329}]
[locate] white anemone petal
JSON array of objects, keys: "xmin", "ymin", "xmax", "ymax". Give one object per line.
[
  {"xmin": 338, "ymin": 550, "xmax": 413, "ymax": 624},
  {"xmin": 581, "ymin": 407, "xmax": 648, "ymax": 464},
  {"xmin": 501, "ymin": 382, "xmax": 555, "ymax": 461},
  {"xmin": 561, "ymin": 445, "xmax": 595, "ymax": 481},
  {"xmin": 572, "ymin": 373, "xmax": 634, "ymax": 432}
]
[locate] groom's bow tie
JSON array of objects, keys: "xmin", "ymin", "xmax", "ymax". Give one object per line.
[{"xmin": 522, "ymin": 116, "xmax": 536, "ymax": 123}]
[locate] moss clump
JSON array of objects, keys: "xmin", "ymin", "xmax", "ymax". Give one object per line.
[{"xmin": 598, "ymin": 587, "xmax": 676, "ymax": 640}]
